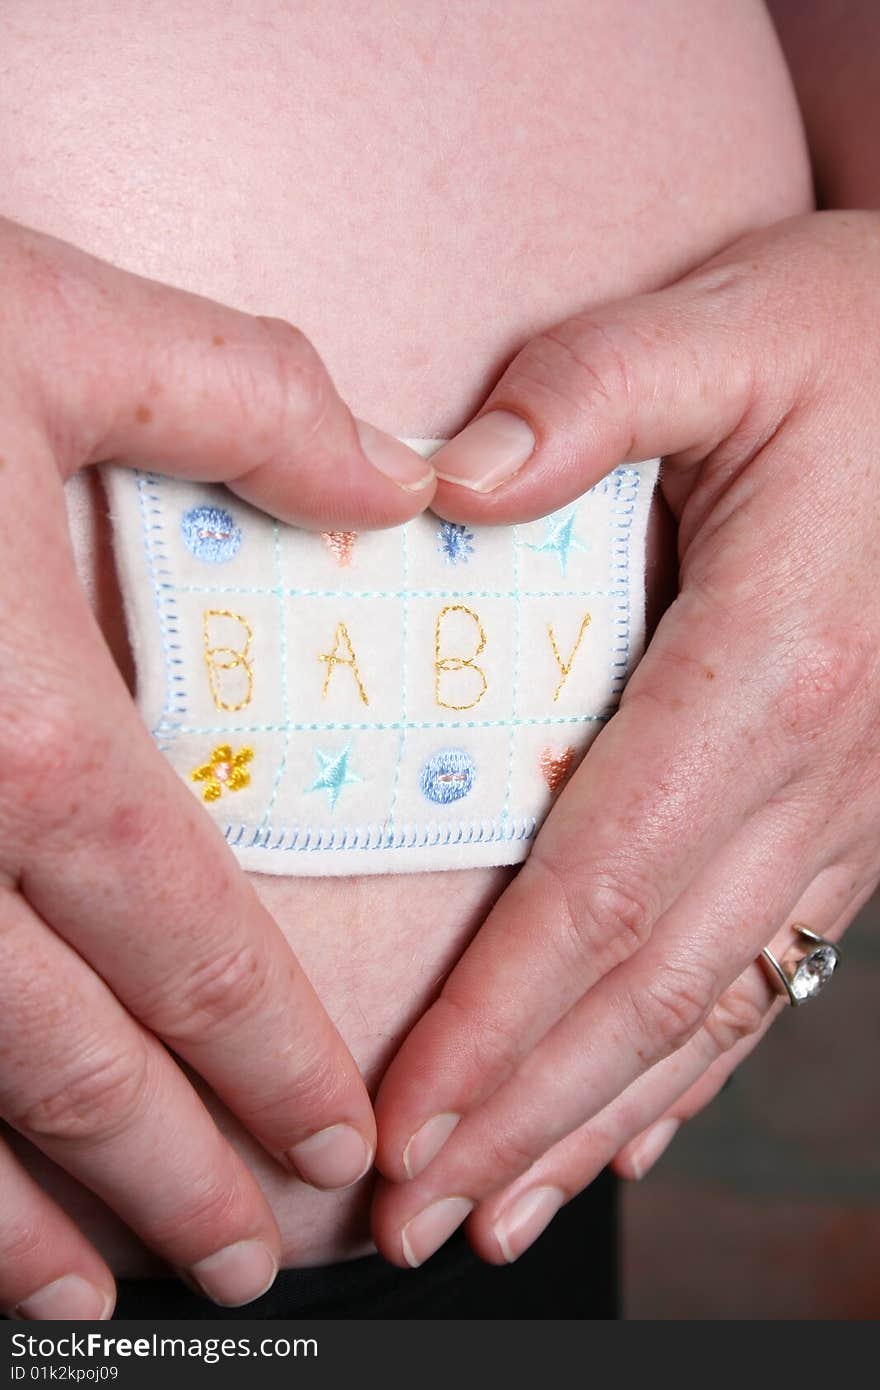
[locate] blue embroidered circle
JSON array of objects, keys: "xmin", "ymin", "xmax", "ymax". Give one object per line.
[
  {"xmin": 420, "ymin": 748, "xmax": 476, "ymax": 804},
  {"xmin": 181, "ymin": 505, "xmax": 242, "ymax": 563}
]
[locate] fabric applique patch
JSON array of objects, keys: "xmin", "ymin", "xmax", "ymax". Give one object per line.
[{"xmin": 104, "ymin": 441, "xmax": 658, "ymax": 875}]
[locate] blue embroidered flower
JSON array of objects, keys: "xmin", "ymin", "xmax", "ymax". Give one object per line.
[
  {"xmin": 306, "ymin": 744, "xmax": 361, "ymax": 810},
  {"xmin": 436, "ymin": 520, "xmax": 475, "ymax": 566},
  {"xmin": 420, "ymin": 748, "xmax": 476, "ymax": 804},
  {"xmin": 181, "ymin": 505, "xmax": 242, "ymax": 563}
]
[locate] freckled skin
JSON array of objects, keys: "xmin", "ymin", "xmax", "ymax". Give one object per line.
[{"xmin": 0, "ymin": 0, "xmax": 811, "ymax": 1271}]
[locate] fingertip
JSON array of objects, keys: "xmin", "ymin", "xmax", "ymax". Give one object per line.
[
  {"xmin": 354, "ymin": 420, "xmax": 437, "ymax": 497},
  {"xmin": 12, "ymin": 1273, "xmax": 117, "ymax": 1322},
  {"xmin": 286, "ymin": 1123, "xmax": 375, "ymax": 1191},
  {"xmin": 367, "ymin": 1179, "xmax": 412, "ymax": 1268},
  {"xmin": 620, "ymin": 1116, "xmax": 681, "ymax": 1180},
  {"xmin": 187, "ymin": 1238, "xmax": 279, "ymax": 1308},
  {"xmin": 401, "ymin": 1112, "xmax": 461, "ymax": 1181},
  {"xmin": 430, "ymin": 411, "xmax": 536, "ymax": 495},
  {"xmin": 228, "ymin": 424, "xmax": 436, "ymax": 532}
]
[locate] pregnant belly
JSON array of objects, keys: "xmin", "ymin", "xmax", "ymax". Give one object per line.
[{"xmin": 0, "ymin": 0, "xmax": 811, "ymax": 1273}]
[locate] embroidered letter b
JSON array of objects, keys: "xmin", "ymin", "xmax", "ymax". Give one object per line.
[
  {"xmin": 434, "ymin": 604, "xmax": 488, "ymax": 710},
  {"xmin": 203, "ymin": 609, "xmax": 254, "ymax": 711}
]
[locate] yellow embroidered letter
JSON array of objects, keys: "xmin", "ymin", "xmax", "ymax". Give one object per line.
[
  {"xmin": 434, "ymin": 604, "xmax": 488, "ymax": 711},
  {"xmin": 548, "ymin": 612, "xmax": 592, "ymax": 702},
  {"xmin": 203, "ymin": 609, "xmax": 254, "ymax": 711},
  {"xmin": 319, "ymin": 622, "xmax": 369, "ymax": 706}
]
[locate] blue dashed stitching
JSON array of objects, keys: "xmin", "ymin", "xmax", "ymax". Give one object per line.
[{"xmin": 136, "ymin": 472, "xmax": 188, "ymax": 747}]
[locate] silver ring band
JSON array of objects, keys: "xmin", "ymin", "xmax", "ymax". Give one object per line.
[{"xmin": 760, "ymin": 925, "xmax": 840, "ymax": 1006}]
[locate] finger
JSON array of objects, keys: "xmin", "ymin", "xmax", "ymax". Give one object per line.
[
  {"xmin": 0, "ymin": 888, "xmax": 283, "ymax": 1307},
  {"xmin": 371, "ymin": 803, "xmax": 822, "ymax": 1266},
  {"xmin": 613, "ymin": 870, "xmax": 875, "ymax": 1182},
  {"xmin": 468, "ymin": 868, "xmax": 866, "ymax": 1266},
  {"xmin": 0, "ymin": 1138, "xmax": 116, "ymax": 1320},
  {"xmin": 424, "ymin": 222, "xmax": 815, "ymax": 521},
  {"xmin": 4, "ymin": 216, "xmax": 434, "ymax": 528},
  {"xmin": 3, "ymin": 470, "xmax": 376, "ymax": 1193},
  {"xmin": 374, "ymin": 588, "xmax": 794, "ymax": 1183}
]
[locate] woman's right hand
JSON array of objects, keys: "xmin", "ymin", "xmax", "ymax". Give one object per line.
[{"xmin": 0, "ymin": 216, "xmax": 435, "ymax": 1319}]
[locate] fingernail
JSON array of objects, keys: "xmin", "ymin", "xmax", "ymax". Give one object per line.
[
  {"xmin": 13, "ymin": 1274, "xmax": 114, "ymax": 1321},
  {"xmin": 403, "ymin": 1112, "xmax": 461, "ymax": 1179},
  {"xmin": 492, "ymin": 1185, "xmax": 566, "ymax": 1263},
  {"xmin": 288, "ymin": 1123, "xmax": 373, "ymax": 1190},
  {"xmin": 355, "ymin": 419, "xmax": 435, "ymax": 492},
  {"xmin": 630, "ymin": 1117, "xmax": 680, "ymax": 1180},
  {"xmin": 401, "ymin": 1196, "xmax": 474, "ymax": 1268},
  {"xmin": 189, "ymin": 1239, "xmax": 278, "ymax": 1307},
  {"xmin": 432, "ymin": 410, "xmax": 535, "ymax": 493}
]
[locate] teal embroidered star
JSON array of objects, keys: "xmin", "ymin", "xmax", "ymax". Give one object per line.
[
  {"xmin": 526, "ymin": 506, "xmax": 588, "ymax": 575},
  {"xmin": 306, "ymin": 744, "xmax": 361, "ymax": 810}
]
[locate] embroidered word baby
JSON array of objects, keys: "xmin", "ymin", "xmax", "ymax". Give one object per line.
[{"xmin": 105, "ymin": 442, "xmax": 657, "ymax": 874}]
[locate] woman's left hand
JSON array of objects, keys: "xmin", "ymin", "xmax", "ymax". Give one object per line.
[{"xmin": 370, "ymin": 211, "xmax": 880, "ymax": 1267}]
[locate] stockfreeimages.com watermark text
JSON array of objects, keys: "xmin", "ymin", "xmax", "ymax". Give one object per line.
[{"xmin": 10, "ymin": 1331, "xmax": 316, "ymax": 1371}]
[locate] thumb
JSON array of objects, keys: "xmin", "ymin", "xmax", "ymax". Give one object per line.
[
  {"xmin": 7, "ymin": 217, "xmax": 434, "ymax": 529},
  {"xmin": 427, "ymin": 225, "xmax": 814, "ymax": 524}
]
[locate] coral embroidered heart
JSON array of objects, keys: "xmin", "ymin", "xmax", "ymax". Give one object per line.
[
  {"xmin": 539, "ymin": 746, "xmax": 576, "ymax": 793},
  {"xmin": 321, "ymin": 530, "xmax": 358, "ymax": 566}
]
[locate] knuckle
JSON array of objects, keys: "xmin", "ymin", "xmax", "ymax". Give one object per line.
[
  {"xmin": 149, "ymin": 1170, "xmax": 240, "ymax": 1251},
  {"xmin": 478, "ymin": 1126, "xmax": 538, "ymax": 1185},
  {"xmin": 245, "ymin": 1036, "xmax": 350, "ymax": 1132},
  {"xmin": 627, "ymin": 962, "xmax": 715, "ymax": 1058},
  {"xmin": 704, "ymin": 980, "xmax": 767, "ymax": 1055},
  {"xmin": 578, "ymin": 875, "xmax": 656, "ymax": 956},
  {"xmin": 528, "ymin": 847, "xmax": 660, "ymax": 974},
  {"xmin": 558, "ymin": 868, "xmax": 657, "ymax": 969},
  {"xmin": 145, "ymin": 941, "xmax": 273, "ymax": 1044},
  {"xmin": 250, "ymin": 316, "xmax": 332, "ymax": 446},
  {"xmin": 506, "ymin": 317, "xmax": 634, "ymax": 419},
  {"xmin": 17, "ymin": 1040, "xmax": 152, "ymax": 1144},
  {"xmin": 0, "ymin": 1211, "xmax": 45, "ymax": 1268},
  {"xmin": 773, "ymin": 627, "xmax": 876, "ymax": 745},
  {"xmin": 433, "ymin": 989, "xmax": 525, "ymax": 1086},
  {"xmin": 0, "ymin": 703, "xmax": 101, "ymax": 833}
]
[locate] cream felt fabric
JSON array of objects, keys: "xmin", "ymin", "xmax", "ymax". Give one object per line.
[{"xmin": 101, "ymin": 442, "xmax": 658, "ymax": 874}]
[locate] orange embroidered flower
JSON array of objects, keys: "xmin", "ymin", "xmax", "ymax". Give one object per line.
[{"xmin": 191, "ymin": 744, "xmax": 254, "ymax": 802}]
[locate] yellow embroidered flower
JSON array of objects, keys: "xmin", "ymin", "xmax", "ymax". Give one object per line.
[{"xmin": 191, "ymin": 744, "xmax": 254, "ymax": 802}]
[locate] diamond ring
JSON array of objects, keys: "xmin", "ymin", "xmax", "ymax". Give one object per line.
[{"xmin": 760, "ymin": 925, "xmax": 840, "ymax": 1006}]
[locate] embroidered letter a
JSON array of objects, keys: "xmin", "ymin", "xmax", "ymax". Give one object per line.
[{"xmin": 319, "ymin": 621, "xmax": 370, "ymax": 706}]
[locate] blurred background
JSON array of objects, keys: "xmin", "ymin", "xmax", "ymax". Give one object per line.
[{"xmin": 622, "ymin": 889, "xmax": 879, "ymax": 1319}]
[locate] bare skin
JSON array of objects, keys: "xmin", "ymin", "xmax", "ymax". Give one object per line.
[{"xmin": 0, "ymin": 0, "xmax": 811, "ymax": 1292}]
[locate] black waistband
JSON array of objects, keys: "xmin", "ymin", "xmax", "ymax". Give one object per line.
[{"xmin": 112, "ymin": 1170, "xmax": 617, "ymax": 1321}]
